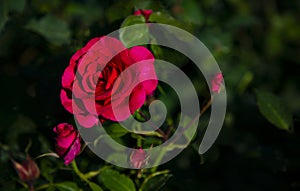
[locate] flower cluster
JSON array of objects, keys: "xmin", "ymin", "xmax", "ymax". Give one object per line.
[{"xmin": 54, "ymin": 10, "xmax": 158, "ymax": 165}]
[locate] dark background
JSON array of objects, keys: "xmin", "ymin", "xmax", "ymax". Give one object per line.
[{"xmin": 0, "ymin": 0, "xmax": 300, "ymax": 190}]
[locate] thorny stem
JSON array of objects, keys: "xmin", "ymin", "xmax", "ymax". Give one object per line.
[
  {"xmin": 36, "ymin": 161, "xmax": 103, "ymax": 190},
  {"xmin": 34, "ymin": 152, "xmax": 59, "ymax": 159},
  {"xmin": 72, "ymin": 160, "xmax": 105, "ymax": 182},
  {"xmin": 200, "ymin": 96, "xmax": 213, "ymax": 115},
  {"xmin": 36, "ymin": 184, "xmax": 50, "ymax": 191},
  {"xmin": 29, "ymin": 183, "xmax": 34, "ymax": 191},
  {"xmin": 172, "ymin": 96, "xmax": 213, "ymax": 144},
  {"xmin": 138, "ymin": 110, "xmax": 168, "ymax": 141},
  {"xmin": 151, "ymin": 96, "xmax": 213, "ymax": 172},
  {"xmin": 72, "ymin": 160, "xmax": 89, "ymax": 182}
]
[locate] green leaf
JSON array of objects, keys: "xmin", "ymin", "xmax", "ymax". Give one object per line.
[
  {"xmin": 148, "ymin": 12, "xmax": 193, "ymax": 33},
  {"xmin": 180, "ymin": 0, "xmax": 203, "ymax": 26},
  {"xmin": 106, "ymin": 153, "xmax": 128, "ymax": 164},
  {"xmin": 121, "ymin": 15, "xmax": 146, "ymax": 27},
  {"xmin": 139, "ymin": 171, "xmax": 172, "ymax": 191},
  {"xmin": 148, "ymin": 12, "xmax": 194, "ymax": 45},
  {"xmin": 0, "ymin": 0, "xmax": 26, "ymax": 31},
  {"xmin": 0, "ymin": 12, "xmax": 9, "ymax": 32},
  {"xmin": 148, "ymin": 12, "xmax": 177, "ymax": 25},
  {"xmin": 88, "ymin": 182, "xmax": 103, "ymax": 191},
  {"xmin": 143, "ymin": 137, "xmax": 163, "ymax": 147},
  {"xmin": 64, "ymin": 2, "xmax": 103, "ymax": 25},
  {"xmin": 105, "ymin": 0, "xmax": 135, "ymax": 23},
  {"xmin": 25, "ymin": 14, "xmax": 71, "ymax": 46},
  {"xmin": 7, "ymin": 0, "xmax": 26, "ymax": 12},
  {"xmin": 105, "ymin": 123, "xmax": 129, "ymax": 138},
  {"xmin": 119, "ymin": 15, "xmax": 149, "ymax": 48},
  {"xmin": 150, "ymin": 44, "xmax": 188, "ymax": 67},
  {"xmin": 55, "ymin": 182, "xmax": 79, "ymax": 191},
  {"xmin": 100, "ymin": 169, "xmax": 136, "ymax": 191},
  {"xmin": 46, "ymin": 186, "xmax": 55, "ymax": 191},
  {"xmin": 6, "ymin": 114, "xmax": 36, "ymax": 147},
  {"xmin": 255, "ymin": 89, "xmax": 293, "ymax": 131},
  {"xmin": 105, "ymin": 0, "xmax": 162, "ymax": 23},
  {"xmin": 40, "ymin": 159, "xmax": 55, "ymax": 182},
  {"xmin": 46, "ymin": 186, "xmax": 56, "ymax": 191}
]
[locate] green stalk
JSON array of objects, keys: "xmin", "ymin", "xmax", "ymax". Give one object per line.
[
  {"xmin": 72, "ymin": 160, "xmax": 89, "ymax": 182},
  {"xmin": 36, "ymin": 184, "xmax": 50, "ymax": 190},
  {"xmin": 150, "ymin": 96, "xmax": 213, "ymax": 173}
]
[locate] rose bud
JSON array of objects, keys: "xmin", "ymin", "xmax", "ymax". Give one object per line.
[
  {"xmin": 134, "ymin": 9, "xmax": 153, "ymax": 22},
  {"xmin": 129, "ymin": 148, "xmax": 148, "ymax": 169},
  {"xmin": 53, "ymin": 123, "xmax": 81, "ymax": 165},
  {"xmin": 211, "ymin": 73, "xmax": 223, "ymax": 93},
  {"xmin": 11, "ymin": 155, "xmax": 40, "ymax": 182}
]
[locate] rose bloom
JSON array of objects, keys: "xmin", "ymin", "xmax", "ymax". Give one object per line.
[
  {"xmin": 53, "ymin": 123, "xmax": 81, "ymax": 165},
  {"xmin": 134, "ymin": 9, "xmax": 153, "ymax": 22},
  {"xmin": 60, "ymin": 36, "xmax": 157, "ymax": 128}
]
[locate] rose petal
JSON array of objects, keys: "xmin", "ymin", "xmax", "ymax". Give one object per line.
[
  {"xmin": 56, "ymin": 132, "xmax": 76, "ymax": 152},
  {"xmin": 60, "ymin": 36, "xmax": 158, "ymax": 125},
  {"xmin": 64, "ymin": 37, "xmax": 101, "ymax": 88},
  {"xmin": 75, "ymin": 113, "xmax": 98, "ymax": 128},
  {"xmin": 60, "ymin": 89, "xmax": 73, "ymax": 113},
  {"xmin": 81, "ymin": 73, "xmax": 97, "ymax": 93},
  {"xmin": 137, "ymin": 61, "xmax": 158, "ymax": 94},
  {"xmin": 64, "ymin": 135, "xmax": 81, "ymax": 165},
  {"xmin": 134, "ymin": 10, "xmax": 142, "ymax": 16},
  {"xmin": 141, "ymin": 79, "xmax": 158, "ymax": 94},
  {"xmin": 62, "ymin": 62, "xmax": 76, "ymax": 89},
  {"xmin": 129, "ymin": 86, "xmax": 146, "ymax": 113},
  {"xmin": 100, "ymin": 99, "xmax": 131, "ymax": 121},
  {"xmin": 131, "ymin": 59, "xmax": 157, "ymax": 95},
  {"xmin": 134, "ymin": 9, "xmax": 153, "ymax": 21},
  {"xmin": 80, "ymin": 37, "xmax": 101, "ymax": 56},
  {"xmin": 129, "ymin": 46, "xmax": 154, "ymax": 65},
  {"xmin": 53, "ymin": 123, "xmax": 80, "ymax": 160}
]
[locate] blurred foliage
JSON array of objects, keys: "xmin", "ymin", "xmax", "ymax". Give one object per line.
[
  {"xmin": 255, "ymin": 89, "xmax": 293, "ymax": 131},
  {"xmin": 99, "ymin": 169, "xmax": 135, "ymax": 191},
  {"xmin": 26, "ymin": 14, "xmax": 71, "ymax": 46},
  {"xmin": 0, "ymin": 0, "xmax": 300, "ymax": 191}
]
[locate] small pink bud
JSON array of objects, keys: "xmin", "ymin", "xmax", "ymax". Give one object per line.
[
  {"xmin": 211, "ymin": 73, "xmax": 223, "ymax": 93},
  {"xmin": 134, "ymin": 9, "xmax": 153, "ymax": 22},
  {"xmin": 12, "ymin": 155, "xmax": 40, "ymax": 182},
  {"xmin": 130, "ymin": 148, "xmax": 147, "ymax": 169}
]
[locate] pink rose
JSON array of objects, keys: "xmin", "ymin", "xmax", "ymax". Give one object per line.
[
  {"xmin": 53, "ymin": 123, "xmax": 81, "ymax": 165},
  {"xmin": 129, "ymin": 148, "xmax": 147, "ymax": 169},
  {"xmin": 211, "ymin": 73, "xmax": 223, "ymax": 93},
  {"xmin": 134, "ymin": 9, "xmax": 153, "ymax": 22},
  {"xmin": 60, "ymin": 36, "xmax": 157, "ymax": 128}
]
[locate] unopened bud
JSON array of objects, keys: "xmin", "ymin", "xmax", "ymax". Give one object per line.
[
  {"xmin": 12, "ymin": 155, "xmax": 40, "ymax": 182},
  {"xmin": 130, "ymin": 148, "xmax": 147, "ymax": 169}
]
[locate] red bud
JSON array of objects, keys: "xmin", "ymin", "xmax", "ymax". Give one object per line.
[
  {"xmin": 12, "ymin": 155, "xmax": 40, "ymax": 182},
  {"xmin": 130, "ymin": 148, "xmax": 147, "ymax": 169}
]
